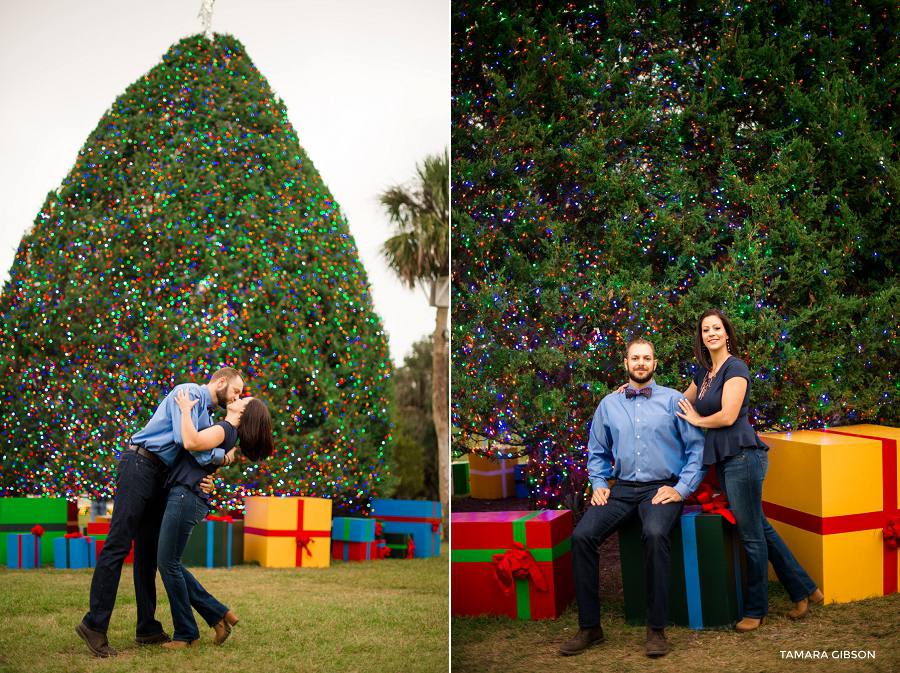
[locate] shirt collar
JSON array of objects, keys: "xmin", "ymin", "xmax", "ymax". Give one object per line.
[{"xmin": 198, "ymin": 385, "xmax": 214, "ymax": 414}]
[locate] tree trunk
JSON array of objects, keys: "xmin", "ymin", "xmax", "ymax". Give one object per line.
[{"xmin": 432, "ymin": 305, "xmax": 450, "ymax": 541}]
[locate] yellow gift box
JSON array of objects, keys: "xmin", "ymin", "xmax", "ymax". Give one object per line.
[
  {"xmin": 468, "ymin": 454, "xmax": 517, "ymax": 499},
  {"xmin": 243, "ymin": 496, "xmax": 332, "ymax": 568},
  {"xmin": 761, "ymin": 425, "xmax": 899, "ymax": 603}
]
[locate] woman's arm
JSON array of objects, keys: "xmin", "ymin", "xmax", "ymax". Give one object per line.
[
  {"xmin": 676, "ymin": 377, "xmax": 747, "ymax": 428},
  {"xmin": 175, "ymin": 390, "xmax": 227, "ymax": 451},
  {"xmin": 683, "ymin": 381, "xmax": 698, "ymax": 405}
]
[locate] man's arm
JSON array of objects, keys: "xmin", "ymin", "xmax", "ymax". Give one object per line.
[
  {"xmin": 672, "ymin": 400, "xmax": 707, "ymax": 500},
  {"xmin": 587, "ymin": 401, "xmax": 615, "ymax": 503}
]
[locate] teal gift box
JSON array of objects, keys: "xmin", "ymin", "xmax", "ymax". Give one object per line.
[
  {"xmin": 332, "ymin": 517, "xmax": 376, "ymax": 543},
  {"xmin": 370, "ymin": 499, "xmax": 441, "ymax": 557},
  {"xmin": 54, "ymin": 535, "xmax": 96, "ymax": 569},
  {"xmin": 7, "ymin": 533, "xmax": 42, "ymax": 569},
  {"xmin": 182, "ymin": 519, "xmax": 233, "ymax": 568},
  {"xmin": 1, "ymin": 498, "xmax": 68, "ymax": 565},
  {"xmin": 619, "ymin": 509, "xmax": 747, "ymax": 630}
]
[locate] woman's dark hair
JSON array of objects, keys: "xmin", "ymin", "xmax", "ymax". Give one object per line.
[
  {"xmin": 237, "ymin": 398, "xmax": 275, "ymax": 462},
  {"xmin": 693, "ymin": 308, "xmax": 740, "ymax": 372}
]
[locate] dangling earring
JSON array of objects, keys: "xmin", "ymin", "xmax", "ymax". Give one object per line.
[{"xmin": 726, "ymin": 338, "xmax": 732, "ymax": 353}]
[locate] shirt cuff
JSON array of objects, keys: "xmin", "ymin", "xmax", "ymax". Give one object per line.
[
  {"xmin": 591, "ymin": 478, "xmax": 609, "ymax": 491},
  {"xmin": 211, "ymin": 448, "xmax": 226, "ymax": 466},
  {"xmin": 674, "ymin": 483, "xmax": 691, "ymax": 500}
]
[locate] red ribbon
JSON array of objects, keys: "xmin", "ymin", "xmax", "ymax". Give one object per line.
[
  {"xmin": 206, "ymin": 515, "xmax": 234, "ymax": 523},
  {"xmin": 884, "ymin": 516, "xmax": 900, "ymax": 551},
  {"xmin": 491, "ymin": 542, "xmax": 547, "ymax": 595},
  {"xmin": 297, "ymin": 534, "xmax": 314, "ymax": 557},
  {"xmin": 376, "ymin": 544, "xmax": 390, "ymax": 559},
  {"xmin": 375, "ymin": 521, "xmax": 384, "ymax": 537},
  {"xmin": 406, "ymin": 537, "xmax": 415, "ymax": 559},
  {"xmin": 31, "ymin": 525, "xmax": 45, "ymax": 537},
  {"xmin": 64, "ymin": 532, "xmax": 83, "ymax": 539},
  {"xmin": 431, "ymin": 523, "xmax": 440, "ymax": 533},
  {"xmin": 684, "ymin": 483, "xmax": 736, "ymax": 525}
]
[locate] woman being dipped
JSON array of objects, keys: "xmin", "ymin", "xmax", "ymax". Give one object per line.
[
  {"xmin": 157, "ymin": 390, "xmax": 274, "ymax": 648},
  {"xmin": 675, "ymin": 309, "xmax": 822, "ymax": 632}
]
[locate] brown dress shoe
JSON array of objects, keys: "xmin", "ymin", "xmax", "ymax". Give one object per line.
[
  {"xmin": 645, "ymin": 626, "xmax": 669, "ymax": 657},
  {"xmin": 135, "ymin": 631, "xmax": 172, "ymax": 645},
  {"xmin": 161, "ymin": 639, "xmax": 199, "ymax": 649},
  {"xmin": 75, "ymin": 621, "xmax": 118, "ymax": 658},
  {"xmin": 558, "ymin": 625, "xmax": 605, "ymax": 656},
  {"xmin": 789, "ymin": 588, "xmax": 824, "ymax": 620},
  {"xmin": 735, "ymin": 615, "xmax": 767, "ymax": 632}
]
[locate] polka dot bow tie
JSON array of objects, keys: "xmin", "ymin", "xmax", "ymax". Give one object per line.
[{"xmin": 625, "ymin": 387, "xmax": 652, "ymax": 399}]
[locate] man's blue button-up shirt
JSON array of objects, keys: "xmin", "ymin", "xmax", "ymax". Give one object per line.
[
  {"xmin": 130, "ymin": 383, "xmax": 225, "ymax": 467},
  {"xmin": 587, "ymin": 380, "xmax": 706, "ymax": 500}
]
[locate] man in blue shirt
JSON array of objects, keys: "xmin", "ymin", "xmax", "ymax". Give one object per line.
[
  {"xmin": 76, "ymin": 368, "xmax": 244, "ymax": 658},
  {"xmin": 558, "ymin": 339, "xmax": 705, "ymax": 658}
]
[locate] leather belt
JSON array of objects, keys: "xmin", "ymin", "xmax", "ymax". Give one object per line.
[{"xmin": 128, "ymin": 444, "xmax": 169, "ymax": 473}]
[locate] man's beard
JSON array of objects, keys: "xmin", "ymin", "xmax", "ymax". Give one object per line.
[
  {"xmin": 216, "ymin": 388, "xmax": 229, "ymax": 409},
  {"xmin": 628, "ymin": 365, "xmax": 655, "ymax": 386}
]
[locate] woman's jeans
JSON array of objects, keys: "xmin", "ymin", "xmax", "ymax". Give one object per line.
[
  {"xmin": 157, "ymin": 485, "xmax": 229, "ymax": 642},
  {"xmin": 716, "ymin": 448, "xmax": 818, "ymax": 618}
]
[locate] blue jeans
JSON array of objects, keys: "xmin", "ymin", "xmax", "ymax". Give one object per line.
[
  {"xmin": 716, "ymin": 448, "xmax": 818, "ymax": 618},
  {"xmin": 83, "ymin": 448, "xmax": 168, "ymax": 636},
  {"xmin": 157, "ymin": 485, "xmax": 229, "ymax": 642},
  {"xmin": 572, "ymin": 480, "xmax": 684, "ymax": 630}
]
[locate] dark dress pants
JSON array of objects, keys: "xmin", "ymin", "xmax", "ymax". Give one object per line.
[
  {"xmin": 572, "ymin": 480, "xmax": 684, "ymax": 630},
  {"xmin": 82, "ymin": 449, "xmax": 168, "ymax": 636}
]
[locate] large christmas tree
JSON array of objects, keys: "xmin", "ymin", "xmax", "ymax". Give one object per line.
[
  {"xmin": 0, "ymin": 33, "xmax": 396, "ymax": 512},
  {"xmin": 452, "ymin": 1, "xmax": 900, "ymax": 510}
]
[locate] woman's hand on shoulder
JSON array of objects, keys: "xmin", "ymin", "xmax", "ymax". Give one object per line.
[
  {"xmin": 614, "ymin": 382, "xmax": 628, "ymax": 394},
  {"xmin": 175, "ymin": 389, "xmax": 199, "ymax": 413},
  {"xmin": 676, "ymin": 398, "xmax": 703, "ymax": 426}
]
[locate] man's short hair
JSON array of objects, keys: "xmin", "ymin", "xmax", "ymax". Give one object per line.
[
  {"xmin": 624, "ymin": 338, "xmax": 655, "ymax": 358},
  {"xmin": 209, "ymin": 367, "xmax": 244, "ymax": 384}
]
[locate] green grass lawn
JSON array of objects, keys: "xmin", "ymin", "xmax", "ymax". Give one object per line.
[
  {"xmin": 0, "ymin": 545, "xmax": 448, "ymax": 673},
  {"xmin": 452, "ymin": 581, "xmax": 900, "ymax": 673}
]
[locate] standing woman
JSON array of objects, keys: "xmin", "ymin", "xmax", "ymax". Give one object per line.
[{"xmin": 675, "ymin": 308, "xmax": 823, "ymax": 632}]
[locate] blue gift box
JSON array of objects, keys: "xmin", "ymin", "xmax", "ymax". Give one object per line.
[
  {"xmin": 370, "ymin": 499, "xmax": 441, "ymax": 558},
  {"xmin": 7, "ymin": 533, "xmax": 41, "ymax": 569},
  {"xmin": 53, "ymin": 536, "xmax": 96, "ymax": 569},
  {"xmin": 332, "ymin": 517, "xmax": 376, "ymax": 543},
  {"xmin": 514, "ymin": 464, "xmax": 529, "ymax": 498}
]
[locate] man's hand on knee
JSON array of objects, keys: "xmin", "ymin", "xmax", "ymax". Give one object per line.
[
  {"xmin": 651, "ymin": 485, "xmax": 682, "ymax": 505},
  {"xmin": 590, "ymin": 488, "xmax": 610, "ymax": 506}
]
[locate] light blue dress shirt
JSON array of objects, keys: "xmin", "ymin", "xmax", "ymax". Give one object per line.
[
  {"xmin": 130, "ymin": 383, "xmax": 225, "ymax": 467},
  {"xmin": 587, "ymin": 380, "xmax": 706, "ymax": 500}
]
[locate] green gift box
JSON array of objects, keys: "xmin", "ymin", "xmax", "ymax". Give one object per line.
[
  {"xmin": 619, "ymin": 510, "xmax": 747, "ymax": 630},
  {"xmin": 182, "ymin": 518, "xmax": 234, "ymax": 568},
  {"xmin": 452, "ymin": 461, "xmax": 470, "ymax": 495},
  {"xmin": 384, "ymin": 532, "xmax": 414, "ymax": 559},
  {"xmin": 232, "ymin": 519, "xmax": 244, "ymax": 565},
  {"xmin": 0, "ymin": 498, "xmax": 68, "ymax": 566}
]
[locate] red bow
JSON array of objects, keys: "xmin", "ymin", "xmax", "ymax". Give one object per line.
[
  {"xmin": 64, "ymin": 532, "xmax": 83, "ymax": 539},
  {"xmin": 31, "ymin": 525, "xmax": 45, "ymax": 537},
  {"xmin": 377, "ymin": 544, "xmax": 390, "ymax": 559},
  {"xmin": 375, "ymin": 522, "xmax": 384, "ymax": 537},
  {"xmin": 297, "ymin": 534, "xmax": 314, "ymax": 557},
  {"xmin": 491, "ymin": 542, "xmax": 548, "ymax": 595},
  {"xmin": 884, "ymin": 517, "xmax": 900, "ymax": 550},
  {"xmin": 206, "ymin": 515, "xmax": 234, "ymax": 523},
  {"xmin": 431, "ymin": 523, "xmax": 440, "ymax": 533},
  {"xmin": 406, "ymin": 537, "xmax": 415, "ymax": 559},
  {"xmin": 684, "ymin": 484, "xmax": 736, "ymax": 524}
]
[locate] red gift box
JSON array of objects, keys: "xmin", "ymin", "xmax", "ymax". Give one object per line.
[
  {"xmin": 88, "ymin": 522, "xmax": 134, "ymax": 564},
  {"xmin": 331, "ymin": 540, "xmax": 378, "ymax": 562},
  {"xmin": 451, "ymin": 510, "xmax": 575, "ymax": 620}
]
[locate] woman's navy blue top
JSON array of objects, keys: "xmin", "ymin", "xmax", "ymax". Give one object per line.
[
  {"xmin": 693, "ymin": 356, "xmax": 768, "ymax": 466},
  {"xmin": 165, "ymin": 421, "xmax": 237, "ymax": 502}
]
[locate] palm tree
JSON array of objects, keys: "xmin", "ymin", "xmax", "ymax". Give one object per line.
[{"xmin": 379, "ymin": 150, "xmax": 449, "ymax": 539}]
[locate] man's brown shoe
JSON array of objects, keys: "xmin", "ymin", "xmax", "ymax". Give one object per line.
[
  {"xmin": 558, "ymin": 625, "xmax": 605, "ymax": 656},
  {"xmin": 645, "ymin": 626, "xmax": 669, "ymax": 657},
  {"xmin": 75, "ymin": 621, "xmax": 118, "ymax": 658},
  {"xmin": 161, "ymin": 639, "xmax": 199, "ymax": 649},
  {"xmin": 135, "ymin": 631, "xmax": 172, "ymax": 645}
]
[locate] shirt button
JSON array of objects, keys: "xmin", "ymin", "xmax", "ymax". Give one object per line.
[
  {"xmin": 636, "ymin": 418, "xmax": 640, "ymax": 422},
  {"xmin": 637, "ymin": 468, "xmax": 641, "ymax": 472},
  {"xmin": 637, "ymin": 452, "xmax": 640, "ymax": 455},
  {"xmin": 636, "ymin": 435, "xmax": 640, "ymax": 439}
]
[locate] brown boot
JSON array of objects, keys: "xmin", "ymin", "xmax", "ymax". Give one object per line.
[
  {"xmin": 75, "ymin": 621, "xmax": 118, "ymax": 658},
  {"xmin": 213, "ymin": 611, "xmax": 239, "ymax": 646},
  {"xmin": 789, "ymin": 589, "xmax": 824, "ymax": 620},
  {"xmin": 135, "ymin": 631, "xmax": 172, "ymax": 645},
  {"xmin": 645, "ymin": 626, "xmax": 669, "ymax": 657},
  {"xmin": 161, "ymin": 639, "xmax": 199, "ymax": 649},
  {"xmin": 558, "ymin": 625, "xmax": 605, "ymax": 656},
  {"xmin": 735, "ymin": 615, "xmax": 767, "ymax": 632}
]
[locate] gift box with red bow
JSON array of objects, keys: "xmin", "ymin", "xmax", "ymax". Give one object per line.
[
  {"xmin": 87, "ymin": 522, "xmax": 134, "ymax": 564},
  {"xmin": 0, "ymin": 497, "xmax": 68, "ymax": 566},
  {"xmin": 182, "ymin": 516, "xmax": 234, "ymax": 568},
  {"xmin": 332, "ymin": 540, "xmax": 378, "ymax": 562},
  {"xmin": 760, "ymin": 424, "xmax": 900, "ymax": 603},
  {"xmin": 451, "ymin": 510, "xmax": 575, "ymax": 620},
  {"xmin": 244, "ymin": 496, "xmax": 332, "ymax": 568},
  {"xmin": 53, "ymin": 533, "xmax": 97, "ymax": 569},
  {"xmin": 384, "ymin": 532, "xmax": 415, "ymax": 559},
  {"xmin": 370, "ymin": 499, "xmax": 440, "ymax": 558},
  {"xmin": 619, "ymin": 506, "xmax": 747, "ymax": 630},
  {"xmin": 7, "ymin": 526, "xmax": 45, "ymax": 569}
]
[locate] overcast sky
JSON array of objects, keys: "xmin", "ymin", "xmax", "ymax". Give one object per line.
[{"xmin": 0, "ymin": 0, "xmax": 448, "ymax": 365}]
